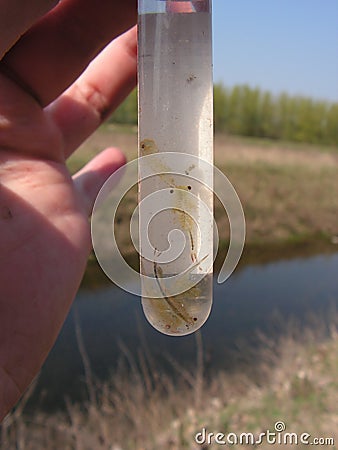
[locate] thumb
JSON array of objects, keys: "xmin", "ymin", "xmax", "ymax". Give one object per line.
[{"xmin": 73, "ymin": 147, "xmax": 126, "ymax": 216}]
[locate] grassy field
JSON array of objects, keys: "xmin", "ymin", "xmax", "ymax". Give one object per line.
[
  {"xmin": 1, "ymin": 129, "xmax": 337, "ymax": 447},
  {"xmin": 2, "ymin": 311, "xmax": 337, "ymax": 449},
  {"xmin": 67, "ymin": 125, "xmax": 338, "ymax": 285},
  {"xmin": 68, "ymin": 125, "xmax": 338, "ymax": 245}
]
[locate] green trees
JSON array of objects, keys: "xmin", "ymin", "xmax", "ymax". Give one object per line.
[
  {"xmin": 109, "ymin": 84, "xmax": 338, "ymax": 145},
  {"xmin": 212, "ymin": 84, "xmax": 338, "ymax": 145}
]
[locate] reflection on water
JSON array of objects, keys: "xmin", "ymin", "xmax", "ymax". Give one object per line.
[{"xmin": 34, "ymin": 252, "xmax": 338, "ymax": 411}]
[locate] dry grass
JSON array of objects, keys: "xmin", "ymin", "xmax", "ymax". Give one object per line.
[
  {"xmin": 70, "ymin": 126, "xmax": 338, "ymax": 286},
  {"xmin": 215, "ymin": 134, "xmax": 337, "ymax": 245},
  {"xmin": 69, "ymin": 126, "xmax": 338, "ymax": 257},
  {"xmin": 68, "ymin": 125, "xmax": 338, "ymax": 174},
  {"xmin": 214, "ymin": 134, "xmax": 338, "ymax": 168},
  {"xmin": 1, "ymin": 312, "xmax": 338, "ymax": 450}
]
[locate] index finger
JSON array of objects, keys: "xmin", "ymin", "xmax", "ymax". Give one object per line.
[
  {"xmin": 0, "ymin": 0, "xmax": 58, "ymax": 59},
  {"xmin": 1, "ymin": 0, "xmax": 137, "ymax": 106},
  {"xmin": 166, "ymin": 1, "xmax": 209, "ymax": 13}
]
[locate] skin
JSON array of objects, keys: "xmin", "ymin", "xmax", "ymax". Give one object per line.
[
  {"xmin": 167, "ymin": 1, "xmax": 208, "ymax": 13},
  {"xmin": 0, "ymin": 0, "xmax": 137, "ymax": 420}
]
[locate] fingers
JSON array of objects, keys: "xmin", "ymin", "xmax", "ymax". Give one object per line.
[
  {"xmin": 0, "ymin": 0, "xmax": 58, "ymax": 59},
  {"xmin": 46, "ymin": 26, "xmax": 137, "ymax": 159},
  {"xmin": 167, "ymin": 1, "xmax": 194, "ymax": 13},
  {"xmin": 166, "ymin": 1, "xmax": 209, "ymax": 13},
  {"xmin": 73, "ymin": 147, "xmax": 126, "ymax": 217},
  {"xmin": 1, "ymin": 0, "xmax": 137, "ymax": 106}
]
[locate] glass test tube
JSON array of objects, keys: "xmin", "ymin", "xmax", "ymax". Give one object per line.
[{"xmin": 138, "ymin": 0, "xmax": 213, "ymax": 336}]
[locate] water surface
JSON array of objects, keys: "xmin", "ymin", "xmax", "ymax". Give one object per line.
[{"xmin": 34, "ymin": 252, "xmax": 338, "ymax": 410}]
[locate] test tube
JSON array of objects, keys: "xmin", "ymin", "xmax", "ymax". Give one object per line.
[{"xmin": 138, "ymin": 0, "xmax": 213, "ymax": 336}]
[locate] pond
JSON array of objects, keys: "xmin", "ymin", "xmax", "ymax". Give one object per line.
[{"xmin": 32, "ymin": 251, "xmax": 338, "ymax": 411}]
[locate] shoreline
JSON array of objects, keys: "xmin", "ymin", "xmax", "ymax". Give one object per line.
[{"xmin": 83, "ymin": 235, "xmax": 338, "ymax": 289}]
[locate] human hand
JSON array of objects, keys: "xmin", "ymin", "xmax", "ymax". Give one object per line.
[
  {"xmin": 0, "ymin": 0, "xmax": 137, "ymax": 420},
  {"xmin": 166, "ymin": 0, "xmax": 208, "ymax": 12}
]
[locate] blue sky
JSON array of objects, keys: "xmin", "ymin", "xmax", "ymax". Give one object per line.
[{"xmin": 212, "ymin": 0, "xmax": 338, "ymax": 101}]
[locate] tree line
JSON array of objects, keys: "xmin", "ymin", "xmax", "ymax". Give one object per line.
[{"xmin": 109, "ymin": 84, "xmax": 338, "ymax": 145}]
